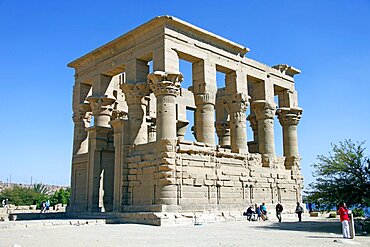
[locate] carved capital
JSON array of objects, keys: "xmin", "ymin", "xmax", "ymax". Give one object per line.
[
  {"xmin": 276, "ymin": 107, "xmax": 303, "ymax": 127},
  {"xmin": 252, "ymin": 100, "xmax": 277, "ymax": 121},
  {"xmin": 121, "ymin": 82, "xmax": 149, "ymax": 105},
  {"xmin": 87, "ymin": 96, "xmax": 116, "ymax": 117},
  {"xmin": 194, "ymin": 92, "xmax": 216, "ymax": 106},
  {"xmin": 147, "ymin": 71, "xmax": 183, "ymax": 96},
  {"xmin": 73, "ymin": 103, "xmax": 92, "ymax": 123},
  {"xmin": 247, "ymin": 114, "xmax": 258, "ymax": 131},
  {"xmin": 215, "ymin": 121, "xmax": 230, "ymax": 136},
  {"xmin": 227, "ymin": 93, "xmax": 250, "ymax": 113},
  {"xmin": 111, "ymin": 110, "xmax": 128, "ymax": 121}
]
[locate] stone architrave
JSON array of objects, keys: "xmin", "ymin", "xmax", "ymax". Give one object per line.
[
  {"xmin": 276, "ymin": 107, "xmax": 303, "ymax": 169},
  {"xmin": 121, "ymin": 82, "xmax": 149, "ymax": 145},
  {"xmin": 148, "ymin": 71, "xmax": 183, "ymax": 141},
  {"xmin": 252, "ymin": 100, "xmax": 277, "ymax": 165},
  {"xmin": 228, "ymin": 93, "xmax": 249, "ymax": 153}
]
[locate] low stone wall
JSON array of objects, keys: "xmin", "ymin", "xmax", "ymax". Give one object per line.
[{"xmin": 123, "ymin": 141, "xmax": 303, "ymax": 216}]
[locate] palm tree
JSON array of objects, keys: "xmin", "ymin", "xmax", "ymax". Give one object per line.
[{"xmin": 32, "ymin": 183, "xmax": 48, "ymax": 195}]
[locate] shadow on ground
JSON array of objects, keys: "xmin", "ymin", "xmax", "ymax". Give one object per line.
[{"xmin": 257, "ymin": 221, "xmax": 342, "ymax": 235}]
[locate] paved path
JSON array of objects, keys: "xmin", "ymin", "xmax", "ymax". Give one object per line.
[{"xmin": 0, "ymin": 218, "xmax": 369, "ymax": 246}]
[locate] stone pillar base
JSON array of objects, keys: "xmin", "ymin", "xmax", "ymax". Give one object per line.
[{"xmin": 284, "ymin": 156, "xmax": 301, "ymax": 170}]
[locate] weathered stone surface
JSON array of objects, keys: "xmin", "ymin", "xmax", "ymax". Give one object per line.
[{"xmin": 68, "ymin": 16, "xmax": 303, "ymax": 225}]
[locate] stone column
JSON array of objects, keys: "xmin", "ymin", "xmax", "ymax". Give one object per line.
[
  {"xmin": 148, "ymin": 71, "xmax": 183, "ymax": 141},
  {"xmin": 147, "ymin": 71, "xmax": 182, "ymax": 207},
  {"xmin": 247, "ymin": 113, "xmax": 259, "ymax": 153},
  {"xmin": 247, "ymin": 113, "xmax": 258, "ymax": 142},
  {"xmin": 72, "ymin": 103, "xmax": 92, "ymax": 155},
  {"xmin": 148, "ymin": 124, "xmax": 156, "ymax": 143},
  {"xmin": 121, "ymin": 83, "xmax": 149, "ymax": 145},
  {"xmin": 110, "ymin": 110, "xmax": 128, "ymax": 212},
  {"xmin": 177, "ymin": 120, "xmax": 189, "ymax": 142},
  {"xmin": 276, "ymin": 107, "xmax": 302, "ymax": 168},
  {"xmin": 86, "ymin": 96, "xmax": 115, "ymax": 212},
  {"xmin": 228, "ymin": 93, "xmax": 249, "ymax": 153},
  {"xmin": 192, "ymin": 60, "xmax": 217, "ymax": 146},
  {"xmin": 194, "ymin": 93, "xmax": 216, "ymax": 145},
  {"xmin": 215, "ymin": 121, "xmax": 230, "ymax": 147},
  {"xmin": 252, "ymin": 100, "xmax": 277, "ymax": 165}
]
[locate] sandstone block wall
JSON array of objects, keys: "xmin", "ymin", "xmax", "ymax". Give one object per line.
[{"xmin": 67, "ymin": 16, "xmax": 304, "ymax": 223}]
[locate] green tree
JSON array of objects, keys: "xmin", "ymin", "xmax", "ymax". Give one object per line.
[
  {"xmin": 0, "ymin": 186, "xmax": 47, "ymax": 206},
  {"xmin": 49, "ymin": 188, "xmax": 70, "ymax": 206},
  {"xmin": 33, "ymin": 183, "xmax": 49, "ymax": 194},
  {"xmin": 306, "ymin": 140, "xmax": 370, "ymax": 210}
]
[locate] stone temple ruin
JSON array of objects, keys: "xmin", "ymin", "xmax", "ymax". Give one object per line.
[{"xmin": 68, "ymin": 16, "xmax": 303, "ymax": 225}]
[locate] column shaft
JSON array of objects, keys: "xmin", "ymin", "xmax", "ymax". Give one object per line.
[
  {"xmin": 216, "ymin": 122, "xmax": 230, "ymax": 147},
  {"xmin": 228, "ymin": 93, "xmax": 249, "ymax": 152},
  {"xmin": 121, "ymin": 83, "xmax": 149, "ymax": 145},
  {"xmin": 157, "ymin": 93, "xmax": 177, "ymax": 139},
  {"xmin": 148, "ymin": 71, "xmax": 183, "ymax": 140},
  {"xmin": 110, "ymin": 112, "xmax": 127, "ymax": 212},
  {"xmin": 276, "ymin": 107, "xmax": 302, "ymax": 157},
  {"xmin": 72, "ymin": 103, "xmax": 92, "ymax": 155},
  {"xmin": 252, "ymin": 100, "xmax": 277, "ymax": 164},
  {"xmin": 195, "ymin": 93, "xmax": 216, "ymax": 145}
]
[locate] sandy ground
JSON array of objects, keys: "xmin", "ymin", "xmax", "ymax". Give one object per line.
[{"xmin": 0, "ymin": 218, "xmax": 369, "ymax": 247}]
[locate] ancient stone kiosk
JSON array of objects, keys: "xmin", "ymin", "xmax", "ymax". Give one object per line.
[{"xmin": 68, "ymin": 16, "xmax": 303, "ymax": 225}]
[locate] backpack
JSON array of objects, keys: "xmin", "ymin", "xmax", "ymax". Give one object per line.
[{"xmin": 296, "ymin": 206, "xmax": 303, "ymax": 213}]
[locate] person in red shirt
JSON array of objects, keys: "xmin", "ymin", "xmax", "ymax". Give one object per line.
[{"xmin": 337, "ymin": 202, "xmax": 350, "ymax": 238}]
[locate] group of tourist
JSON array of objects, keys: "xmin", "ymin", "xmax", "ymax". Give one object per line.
[
  {"xmin": 243, "ymin": 201, "xmax": 352, "ymax": 239},
  {"xmin": 243, "ymin": 202, "xmax": 268, "ymax": 221},
  {"xmin": 243, "ymin": 201, "xmax": 304, "ymax": 223}
]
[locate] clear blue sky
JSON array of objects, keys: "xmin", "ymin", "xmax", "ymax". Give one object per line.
[{"xmin": 0, "ymin": 0, "xmax": 369, "ymax": 188}]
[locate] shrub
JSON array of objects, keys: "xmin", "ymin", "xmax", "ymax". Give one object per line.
[
  {"xmin": 0, "ymin": 186, "xmax": 47, "ymax": 206},
  {"xmin": 353, "ymin": 208, "xmax": 365, "ymax": 217}
]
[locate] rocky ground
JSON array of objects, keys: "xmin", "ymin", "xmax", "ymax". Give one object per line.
[{"xmin": 0, "ymin": 217, "xmax": 369, "ymax": 247}]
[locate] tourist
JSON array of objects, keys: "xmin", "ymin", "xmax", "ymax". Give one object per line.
[
  {"xmin": 308, "ymin": 202, "xmax": 313, "ymax": 213},
  {"xmin": 260, "ymin": 202, "xmax": 268, "ymax": 220},
  {"xmin": 275, "ymin": 202, "xmax": 283, "ymax": 222},
  {"xmin": 40, "ymin": 201, "xmax": 46, "ymax": 213},
  {"xmin": 1, "ymin": 199, "xmax": 5, "ymax": 208},
  {"xmin": 245, "ymin": 205, "xmax": 255, "ymax": 221},
  {"xmin": 337, "ymin": 202, "xmax": 350, "ymax": 238},
  {"xmin": 255, "ymin": 204, "xmax": 262, "ymax": 221},
  {"xmin": 295, "ymin": 202, "xmax": 303, "ymax": 222},
  {"xmin": 45, "ymin": 200, "xmax": 50, "ymax": 213},
  {"xmin": 4, "ymin": 199, "xmax": 9, "ymax": 213}
]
